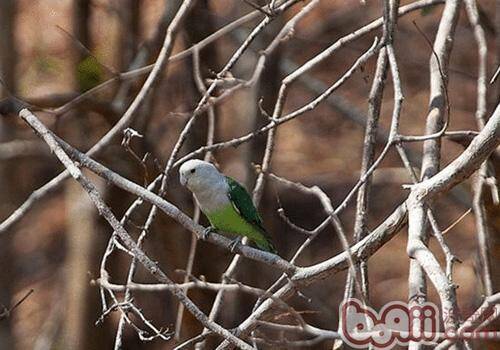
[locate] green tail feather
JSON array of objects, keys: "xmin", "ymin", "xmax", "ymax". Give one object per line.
[{"xmin": 255, "ymin": 238, "xmax": 278, "ymax": 254}]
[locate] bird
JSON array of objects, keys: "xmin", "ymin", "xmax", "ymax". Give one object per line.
[{"xmin": 179, "ymin": 159, "xmax": 277, "ymax": 254}]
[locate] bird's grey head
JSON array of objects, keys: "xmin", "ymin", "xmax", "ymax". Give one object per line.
[{"xmin": 179, "ymin": 159, "xmax": 223, "ymax": 192}]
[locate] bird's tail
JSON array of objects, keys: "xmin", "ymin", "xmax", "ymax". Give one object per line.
[{"xmin": 255, "ymin": 238, "xmax": 278, "ymax": 255}]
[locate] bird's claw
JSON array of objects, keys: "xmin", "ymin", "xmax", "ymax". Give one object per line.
[
  {"xmin": 202, "ymin": 226, "xmax": 216, "ymax": 240},
  {"xmin": 229, "ymin": 236, "xmax": 242, "ymax": 253}
]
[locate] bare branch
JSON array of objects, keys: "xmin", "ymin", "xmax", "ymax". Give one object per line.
[{"xmin": 19, "ymin": 108, "xmax": 256, "ymax": 350}]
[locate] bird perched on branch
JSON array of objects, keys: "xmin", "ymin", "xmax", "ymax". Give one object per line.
[{"xmin": 179, "ymin": 159, "xmax": 277, "ymax": 254}]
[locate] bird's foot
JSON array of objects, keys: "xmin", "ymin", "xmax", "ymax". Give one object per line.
[
  {"xmin": 229, "ymin": 236, "xmax": 242, "ymax": 253},
  {"xmin": 202, "ymin": 226, "xmax": 216, "ymax": 240}
]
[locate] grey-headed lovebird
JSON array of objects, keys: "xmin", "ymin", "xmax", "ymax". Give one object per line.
[{"xmin": 179, "ymin": 159, "xmax": 277, "ymax": 254}]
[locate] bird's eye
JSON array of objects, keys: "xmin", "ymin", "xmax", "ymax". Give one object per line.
[{"xmin": 190, "ymin": 168, "xmax": 196, "ymax": 174}]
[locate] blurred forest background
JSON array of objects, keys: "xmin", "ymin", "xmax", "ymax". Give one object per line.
[{"xmin": 0, "ymin": 0, "xmax": 499, "ymax": 349}]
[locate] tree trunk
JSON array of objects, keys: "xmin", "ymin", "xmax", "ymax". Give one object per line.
[
  {"xmin": 63, "ymin": 1, "xmax": 108, "ymax": 349},
  {"xmin": 0, "ymin": 1, "xmax": 17, "ymax": 348}
]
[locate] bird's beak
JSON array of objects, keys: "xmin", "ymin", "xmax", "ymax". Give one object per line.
[{"xmin": 180, "ymin": 174, "xmax": 187, "ymax": 186}]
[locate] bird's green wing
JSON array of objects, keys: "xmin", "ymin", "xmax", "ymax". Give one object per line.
[
  {"xmin": 225, "ymin": 176, "xmax": 265, "ymax": 230},
  {"xmin": 225, "ymin": 176, "xmax": 277, "ymax": 253}
]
